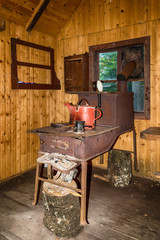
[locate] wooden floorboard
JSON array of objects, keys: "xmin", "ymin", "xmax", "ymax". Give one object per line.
[{"xmin": 0, "ymin": 169, "xmax": 160, "ymax": 240}]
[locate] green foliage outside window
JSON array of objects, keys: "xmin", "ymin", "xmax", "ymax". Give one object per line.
[{"xmin": 99, "ymin": 52, "xmax": 117, "ymax": 80}]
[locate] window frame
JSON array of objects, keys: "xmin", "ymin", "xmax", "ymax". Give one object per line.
[
  {"xmin": 11, "ymin": 38, "xmax": 61, "ymax": 90},
  {"xmin": 89, "ymin": 37, "xmax": 150, "ymax": 120}
]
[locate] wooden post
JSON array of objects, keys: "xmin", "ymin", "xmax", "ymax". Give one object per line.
[
  {"xmin": 80, "ymin": 161, "xmax": 88, "ymax": 225},
  {"xmin": 32, "ymin": 162, "xmax": 40, "ymax": 206},
  {"xmin": 47, "ymin": 164, "xmax": 51, "ymax": 179}
]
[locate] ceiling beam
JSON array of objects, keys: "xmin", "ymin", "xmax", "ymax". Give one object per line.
[{"xmin": 25, "ymin": 0, "xmax": 50, "ymax": 32}]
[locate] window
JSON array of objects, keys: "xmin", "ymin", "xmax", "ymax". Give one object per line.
[
  {"xmin": 89, "ymin": 37, "xmax": 150, "ymax": 119},
  {"xmin": 99, "ymin": 51, "xmax": 118, "ymax": 92},
  {"xmin": 11, "ymin": 38, "xmax": 60, "ymax": 90}
]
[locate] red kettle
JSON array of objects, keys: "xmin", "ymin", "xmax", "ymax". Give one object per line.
[{"xmin": 65, "ymin": 99, "xmax": 102, "ymax": 128}]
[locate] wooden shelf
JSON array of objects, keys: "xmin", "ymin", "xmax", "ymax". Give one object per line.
[
  {"xmin": 140, "ymin": 127, "xmax": 160, "ymax": 140},
  {"xmin": 11, "ymin": 38, "xmax": 61, "ymax": 90},
  {"xmin": 154, "ymin": 172, "xmax": 160, "ymax": 178}
]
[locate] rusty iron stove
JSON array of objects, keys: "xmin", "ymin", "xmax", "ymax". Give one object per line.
[{"xmin": 29, "ymin": 91, "xmax": 137, "ymax": 226}]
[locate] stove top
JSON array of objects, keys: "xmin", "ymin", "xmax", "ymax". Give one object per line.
[{"xmin": 28, "ymin": 123, "xmax": 120, "ymax": 140}]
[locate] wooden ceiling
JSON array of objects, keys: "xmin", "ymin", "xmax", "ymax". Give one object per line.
[{"xmin": 0, "ymin": 0, "xmax": 83, "ymax": 37}]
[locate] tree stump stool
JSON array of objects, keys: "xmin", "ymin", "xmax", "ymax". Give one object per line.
[
  {"xmin": 42, "ymin": 180, "xmax": 83, "ymax": 238},
  {"xmin": 108, "ymin": 149, "xmax": 132, "ymax": 187}
]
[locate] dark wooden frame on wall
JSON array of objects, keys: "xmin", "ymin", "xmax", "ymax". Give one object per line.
[
  {"xmin": 11, "ymin": 38, "xmax": 61, "ymax": 90},
  {"xmin": 89, "ymin": 36, "xmax": 150, "ymax": 120}
]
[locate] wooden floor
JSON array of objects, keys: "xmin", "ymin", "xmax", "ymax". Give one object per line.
[{"xmin": 0, "ymin": 168, "xmax": 160, "ymax": 240}]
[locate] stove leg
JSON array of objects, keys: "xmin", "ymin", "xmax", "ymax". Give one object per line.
[
  {"xmin": 32, "ymin": 162, "xmax": 40, "ymax": 206},
  {"xmin": 133, "ymin": 128, "xmax": 138, "ymax": 171},
  {"xmin": 47, "ymin": 164, "xmax": 52, "ymax": 179},
  {"xmin": 80, "ymin": 161, "xmax": 88, "ymax": 226}
]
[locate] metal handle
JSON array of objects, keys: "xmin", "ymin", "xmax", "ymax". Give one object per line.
[
  {"xmin": 76, "ymin": 99, "xmax": 89, "ymax": 110},
  {"xmin": 95, "ymin": 109, "xmax": 102, "ymax": 121}
]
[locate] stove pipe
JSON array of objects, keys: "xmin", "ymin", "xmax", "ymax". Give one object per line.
[{"xmin": 117, "ymin": 60, "xmax": 136, "ymax": 92}]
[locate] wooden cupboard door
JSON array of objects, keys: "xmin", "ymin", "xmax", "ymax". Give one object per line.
[{"xmin": 64, "ymin": 53, "xmax": 89, "ymax": 92}]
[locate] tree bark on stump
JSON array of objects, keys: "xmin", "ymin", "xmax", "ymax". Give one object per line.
[
  {"xmin": 107, "ymin": 149, "xmax": 132, "ymax": 187},
  {"xmin": 42, "ymin": 181, "xmax": 83, "ymax": 238}
]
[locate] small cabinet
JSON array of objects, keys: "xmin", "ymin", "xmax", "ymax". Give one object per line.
[{"xmin": 64, "ymin": 53, "xmax": 89, "ymax": 92}]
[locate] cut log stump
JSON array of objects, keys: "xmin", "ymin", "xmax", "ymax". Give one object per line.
[
  {"xmin": 108, "ymin": 149, "xmax": 132, "ymax": 187},
  {"xmin": 42, "ymin": 180, "xmax": 83, "ymax": 238}
]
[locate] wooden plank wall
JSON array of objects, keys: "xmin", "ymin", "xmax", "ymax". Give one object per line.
[
  {"xmin": 0, "ymin": 21, "xmax": 76, "ymax": 181},
  {"xmin": 57, "ymin": 0, "xmax": 160, "ymax": 179}
]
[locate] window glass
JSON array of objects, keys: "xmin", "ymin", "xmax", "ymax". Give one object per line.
[
  {"xmin": 99, "ymin": 52, "xmax": 117, "ymax": 80},
  {"xmin": 127, "ymin": 81, "xmax": 144, "ymax": 112},
  {"xmin": 122, "ymin": 45, "xmax": 144, "ymax": 79}
]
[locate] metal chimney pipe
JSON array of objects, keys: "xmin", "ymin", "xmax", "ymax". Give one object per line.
[{"xmin": 117, "ymin": 60, "xmax": 136, "ymax": 92}]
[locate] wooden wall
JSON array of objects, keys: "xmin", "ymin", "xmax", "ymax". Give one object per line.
[
  {"xmin": 0, "ymin": 21, "xmax": 75, "ymax": 181},
  {"xmin": 57, "ymin": 0, "xmax": 160, "ymax": 179}
]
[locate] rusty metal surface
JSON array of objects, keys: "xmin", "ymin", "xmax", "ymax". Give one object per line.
[
  {"xmin": 117, "ymin": 60, "xmax": 136, "ymax": 82},
  {"xmin": 117, "ymin": 60, "xmax": 136, "ymax": 93},
  {"xmin": 29, "ymin": 125, "xmax": 120, "ymax": 161},
  {"xmin": 28, "ymin": 125, "xmax": 119, "ymax": 138},
  {"xmin": 74, "ymin": 127, "xmax": 120, "ymax": 160},
  {"xmin": 29, "ymin": 92, "xmax": 134, "ymax": 161},
  {"xmin": 78, "ymin": 92, "xmax": 134, "ymax": 134},
  {"xmin": 30, "ymin": 91, "xmax": 135, "ymax": 227}
]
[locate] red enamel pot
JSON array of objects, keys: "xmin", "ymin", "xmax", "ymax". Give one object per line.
[{"xmin": 65, "ymin": 99, "xmax": 102, "ymax": 129}]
